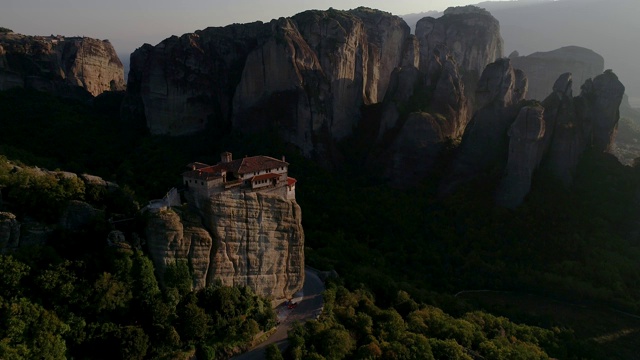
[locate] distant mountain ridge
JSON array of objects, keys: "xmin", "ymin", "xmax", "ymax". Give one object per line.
[{"xmin": 401, "ymin": 0, "xmax": 639, "ymax": 101}]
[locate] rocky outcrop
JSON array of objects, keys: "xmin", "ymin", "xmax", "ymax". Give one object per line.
[
  {"xmin": 379, "ymin": 45, "xmax": 470, "ymax": 187},
  {"xmin": 0, "ymin": 213, "xmax": 53, "ymax": 251},
  {"xmin": 59, "ymin": 200, "xmax": 103, "ymax": 231},
  {"xmin": 495, "ymin": 105, "xmax": 546, "ymax": 208},
  {"xmin": 18, "ymin": 219, "xmax": 53, "ymax": 248},
  {"xmin": 126, "ymin": 8, "xmax": 409, "ymax": 153},
  {"xmin": 543, "ymin": 70, "xmax": 625, "ymax": 186},
  {"xmin": 145, "ymin": 192, "xmax": 304, "ymax": 299},
  {"xmin": 415, "ymin": 6, "xmax": 503, "ymax": 75},
  {"xmin": 441, "ymin": 58, "xmax": 527, "ymax": 195},
  {"xmin": 0, "ymin": 32, "xmax": 125, "ymax": 97},
  {"xmin": 509, "ymin": 46, "xmax": 604, "ymax": 101},
  {"xmin": 80, "ymin": 173, "xmax": 119, "ymax": 191},
  {"xmin": 441, "ymin": 61, "xmax": 625, "ymax": 208},
  {"xmin": 146, "ymin": 208, "xmax": 214, "ymax": 290},
  {"xmin": 125, "ymin": 6, "xmax": 502, "ymax": 162},
  {"xmin": 0, "ymin": 212, "xmax": 20, "ymax": 251}
]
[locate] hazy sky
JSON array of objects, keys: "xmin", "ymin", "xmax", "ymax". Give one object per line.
[{"xmin": 2, "ymin": 0, "xmax": 512, "ymax": 57}]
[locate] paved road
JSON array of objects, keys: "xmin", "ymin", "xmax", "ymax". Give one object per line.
[{"xmin": 233, "ymin": 268, "xmax": 325, "ymax": 360}]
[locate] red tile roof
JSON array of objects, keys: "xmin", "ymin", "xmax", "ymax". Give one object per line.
[
  {"xmin": 287, "ymin": 177, "xmax": 297, "ymax": 186},
  {"xmin": 182, "ymin": 167, "xmax": 223, "ymax": 181},
  {"xmin": 183, "ymin": 155, "xmax": 288, "ymax": 179},
  {"xmin": 186, "ymin": 162, "xmax": 210, "ymax": 170},
  {"xmin": 251, "ymin": 173, "xmax": 280, "ymax": 182},
  {"xmin": 234, "ymin": 156, "xmax": 288, "ymax": 175}
]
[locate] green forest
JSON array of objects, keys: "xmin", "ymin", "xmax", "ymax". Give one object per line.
[{"xmin": 1, "ymin": 87, "xmax": 640, "ymax": 358}]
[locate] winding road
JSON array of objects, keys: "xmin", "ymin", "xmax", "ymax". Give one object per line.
[{"xmin": 233, "ymin": 267, "xmax": 325, "ymax": 360}]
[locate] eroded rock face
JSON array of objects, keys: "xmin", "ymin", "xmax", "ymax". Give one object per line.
[
  {"xmin": 510, "ymin": 46, "xmax": 604, "ymax": 101},
  {"xmin": 126, "ymin": 8, "xmax": 409, "ymax": 154},
  {"xmin": 381, "ymin": 46, "xmax": 470, "ymax": 187},
  {"xmin": 582, "ymin": 71, "xmax": 626, "ymax": 152},
  {"xmin": 236, "ymin": 8, "xmax": 411, "ymax": 154},
  {"xmin": 441, "ymin": 58, "xmax": 527, "ymax": 194},
  {"xmin": 128, "ymin": 22, "xmax": 270, "ymax": 136},
  {"xmin": 442, "ymin": 65, "xmax": 625, "ymax": 208},
  {"xmin": 0, "ymin": 212, "xmax": 20, "ymax": 251},
  {"xmin": 415, "ymin": 6, "xmax": 503, "ymax": 75},
  {"xmin": 146, "ymin": 208, "xmax": 214, "ymax": 290},
  {"xmin": 145, "ymin": 192, "xmax": 304, "ymax": 299},
  {"xmin": 495, "ymin": 105, "xmax": 546, "ymax": 208},
  {"xmin": 0, "ymin": 32, "xmax": 125, "ymax": 97},
  {"xmin": 540, "ymin": 73, "xmax": 581, "ymax": 186},
  {"xmin": 59, "ymin": 200, "xmax": 103, "ymax": 231},
  {"xmin": 385, "ymin": 112, "xmax": 453, "ymax": 188},
  {"xmin": 544, "ymin": 70, "xmax": 625, "ymax": 185}
]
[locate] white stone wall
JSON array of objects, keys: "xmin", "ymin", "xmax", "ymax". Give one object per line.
[
  {"xmin": 287, "ymin": 184, "xmax": 296, "ymax": 200},
  {"xmin": 240, "ymin": 166, "xmax": 288, "ymax": 180}
]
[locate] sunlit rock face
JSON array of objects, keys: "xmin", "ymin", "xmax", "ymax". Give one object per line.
[
  {"xmin": 509, "ymin": 46, "xmax": 605, "ymax": 101},
  {"xmin": 125, "ymin": 8, "xmax": 410, "ymax": 156},
  {"xmin": 0, "ymin": 32, "xmax": 125, "ymax": 97},
  {"xmin": 145, "ymin": 192, "xmax": 304, "ymax": 299},
  {"xmin": 415, "ymin": 5, "xmax": 503, "ymax": 76},
  {"xmin": 124, "ymin": 5, "xmax": 506, "ymax": 175}
]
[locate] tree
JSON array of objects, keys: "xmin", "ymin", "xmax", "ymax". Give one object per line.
[
  {"xmin": 164, "ymin": 259, "xmax": 192, "ymax": 296},
  {"xmin": 175, "ymin": 296, "xmax": 208, "ymax": 344},
  {"xmin": 118, "ymin": 326, "xmax": 149, "ymax": 360},
  {"xmin": 132, "ymin": 251, "xmax": 160, "ymax": 306},
  {"xmin": 318, "ymin": 328, "xmax": 355, "ymax": 360},
  {"xmin": 0, "ymin": 255, "xmax": 29, "ymax": 300},
  {"xmin": 0, "ymin": 298, "xmax": 69, "ymax": 360},
  {"xmin": 429, "ymin": 339, "xmax": 472, "ymax": 360},
  {"xmin": 265, "ymin": 343, "xmax": 284, "ymax": 360},
  {"xmin": 92, "ymin": 272, "xmax": 132, "ymax": 314}
]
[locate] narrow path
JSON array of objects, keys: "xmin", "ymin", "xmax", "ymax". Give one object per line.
[{"xmin": 233, "ymin": 267, "xmax": 325, "ymax": 360}]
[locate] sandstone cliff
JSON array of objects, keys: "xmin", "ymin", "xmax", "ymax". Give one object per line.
[
  {"xmin": 542, "ymin": 70, "xmax": 625, "ymax": 186},
  {"xmin": 377, "ymin": 45, "xmax": 470, "ymax": 188},
  {"xmin": 415, "ymin": 6, "xmax": 503, "ymax": 76},
  {"xmin": 509, "ymin": 46, "xmax": 604, "ymax": 101},
  {"xmin": 0, "ymin": 32, "xmax": 125, "ymax": 97},
  {"xmin": 145, "ymin": 192, "xmax": 304, "ymax": 299},
  {"xmin": 126, "ymin": 8, "xmax": 409, "ymax": 155},
  {"xmin": 441, "ymin": 58, "xmax": 527, "ymax": 196},
  {"xmin": 124, "ymin": 6, "xmax": 502, "ymax": 161},
  {"xmin": 439, "ymin": 57, "xmax": 625, "ymax": 208}
]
